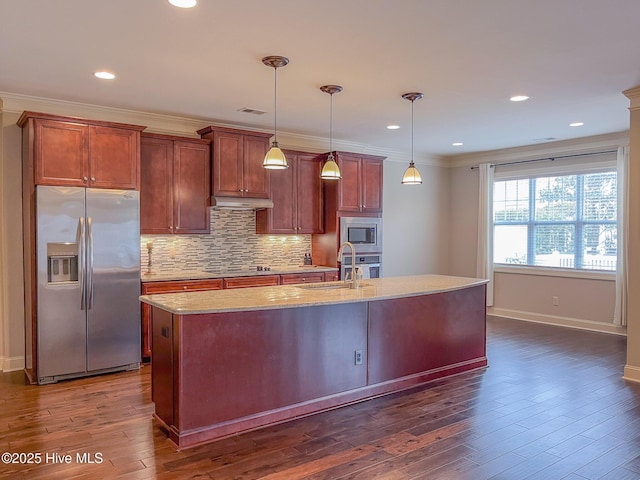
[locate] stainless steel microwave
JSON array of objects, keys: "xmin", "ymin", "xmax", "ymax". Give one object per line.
[{"xmin": 339, "ymin": 216, "xmax": 382, "ymax": 253}]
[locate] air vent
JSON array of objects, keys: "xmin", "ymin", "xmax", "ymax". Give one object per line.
[
  {"xmin": 238, "ymin": 107, "xmax": 267, "ymax": 115},
  {"xmin": 532, "ymin": 137, "xmax": 557, "ymax": 142}
]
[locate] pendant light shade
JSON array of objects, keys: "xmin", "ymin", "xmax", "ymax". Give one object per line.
[
  {"xmin": 401, "ymin": 163, "xmax": 423, "ymax": 184},
  {"xmin": 401, "ymin": 92, "xmax": 424, "ymax": 185},
  {"xmin": 321, "ymin": 153, "xmax": 341, "ymax": 179},
  {"xmin": 320, "ymin": 85, "xmax": 343, "ymax": 180},
  {"xmin": 262, "ymin": 56, "xmax": 289, "ymax": 170}
]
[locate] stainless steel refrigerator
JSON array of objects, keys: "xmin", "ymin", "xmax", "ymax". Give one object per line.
[{"xmin": 35, "ymin": 186, "xmax": 141, "ymax": 384}]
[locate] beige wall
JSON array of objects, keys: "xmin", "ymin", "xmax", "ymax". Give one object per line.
[
  {"xmin": 382, "ymin": 160, "xmax": 450, "ymax": 277},
  {"xmin": 449, "ymin": 164, "xmax": 479, "ymax": 278},
  {"xmin": 1, "ymin": 109, "xmax": 26, "ymax": 371},
  {"xmin": 448, "ymin": 134, "xmax": 627, "ymax": 335},
  {"xmin": 493, "ymin": 272, "xmax": 615, "ymax": 329},
  {"xmin": 624, "ymin": 87, "xmax": 640, "ymax": 383},
  {"xmin": 0, "ymin": 99, "xmax": 4, "ymax": 369}
]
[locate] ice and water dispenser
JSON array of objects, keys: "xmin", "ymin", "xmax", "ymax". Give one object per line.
[{"xmin": 47, "ymin": 243, "xmax": 79, "ymax": 283}]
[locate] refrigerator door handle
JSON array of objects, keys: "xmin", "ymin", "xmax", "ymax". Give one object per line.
[
  {"xmin": 78, "ymin": 216, "xmax": 86, "ymax": 310},
  {"xmin": 87, "ymin": 216, "xmax": 94, "ymax": 310}
]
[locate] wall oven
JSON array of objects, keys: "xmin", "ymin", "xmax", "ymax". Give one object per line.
[
  {"xmin": 340, "ymin": 216, "xmax": 382, "ymax": 254},
  {"xmin": 340, "ymin": 254, "xmax": 382, "ymax": 280}
]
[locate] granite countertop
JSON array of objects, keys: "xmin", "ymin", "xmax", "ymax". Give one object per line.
[
  {"xmin": 140, "ymin": 265, "xmax": 338, "ymax": 283},
  {"xmin": 139, "ymin": 274, "xmax": 488, "ymax": 315}
]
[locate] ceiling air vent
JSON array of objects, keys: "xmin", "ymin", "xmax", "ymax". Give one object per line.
[
  {"xmin": 532, "ymin": 137, "xmax": 557, "ymax": 142},
  {"xmin": 238, "ymin": 107, "xmax": 267, "ymax": 115}
]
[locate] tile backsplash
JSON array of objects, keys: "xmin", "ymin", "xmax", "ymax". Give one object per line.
[{"xmin": 141, "ymin": 209, "xmax": 312, "ymax": 275}]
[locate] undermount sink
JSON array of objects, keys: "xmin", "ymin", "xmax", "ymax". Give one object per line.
[{"xmin": 296, "ymin": 282, "xmax": 372, "ymax": 290}]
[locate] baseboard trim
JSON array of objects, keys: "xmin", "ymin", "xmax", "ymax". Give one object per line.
[
  {"xmin": 488, "ymin": 307, "xmax": 627, "ymax": 336},
  {"xmin": 623, "ymin": 365, "xmax": 640, "ymax": 384},
  {"xmin": 2, "ymin": 355, "xmax": 25, "ymax": 372}
]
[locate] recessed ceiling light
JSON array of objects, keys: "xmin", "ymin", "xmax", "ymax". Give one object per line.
[
  {"xmin": 94, "ymin": 71, "xmax": 115, "ymax": 80},
  {"xmin": 169, "ymin": 0, "xmax": 197, "ymax": 7},
  {"xmin": 386, "ymin": 125, "xmax": 400, "ymax": 130},
  {"xmin": 569, "ymin": 122, "xmax": 584, "ymax": 127},
  {"xmin": 452, "ymin": 142, "xmax": 464, "ymax": 146},
  {"xmin": 510, "ymin": 95, "xmax": 530, "ymax": 102}
]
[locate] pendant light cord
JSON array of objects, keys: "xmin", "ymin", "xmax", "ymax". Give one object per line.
[
  {"xmin": 410, "ymin": 99, "xmax": 414, "ymax": 166},
  {"xmin": 273, "ymin": 67, "xmax": 278, "ymax": 144},
  {"xmin": 329, "ymin": 93, "xmax": 333, "ymax": 153}
]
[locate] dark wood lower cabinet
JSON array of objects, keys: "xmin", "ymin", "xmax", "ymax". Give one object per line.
[
  {"xmin": 142, "ymin": 271, "xmax": 339, "ymax": 361},
  {"xmin": 280, "ymin": 272, "xmax": 325, "ymax": 284},
  {"xmin": 223, "ymin": 275, "xmax": 280, "ymax": 289},
  {"xmin": 150, "ymin": 284, "xmax": 487, "ymax": 448},
  {"xmin": 140, "ymin": 279, "xmax": 223, "ymax": 360}
]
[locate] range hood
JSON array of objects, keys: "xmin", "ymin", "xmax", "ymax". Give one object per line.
[{"xmin": 210, "ymin": 196, "xmax": 274, "ymax": 209}]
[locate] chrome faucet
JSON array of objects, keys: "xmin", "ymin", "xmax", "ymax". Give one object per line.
[{"xmin": 337, "ymin": 241, "xmax": 358, "ymax": 289}]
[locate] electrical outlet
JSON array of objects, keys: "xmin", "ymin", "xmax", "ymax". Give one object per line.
[
  {"xmin": 552, "ymin": 296, "xmax": 559, "ymax": 306},
  {"xmin": 355, "ymin": 349, "xmax": 363, "ymax": 365}
]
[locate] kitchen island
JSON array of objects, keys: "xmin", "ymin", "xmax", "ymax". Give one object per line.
[{"xmin": 140, "ymin": 274, "xmax": 488, "ymax": 449}]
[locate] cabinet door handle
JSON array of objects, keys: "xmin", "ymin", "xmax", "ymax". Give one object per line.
[
  {"xmin": 83, "ymin": 176, "xmax": 88, "ymax": 183},
  {"xmin": 91, "ymin": 177, "xmax": 96, "ymax": 182},
  {"xmin": 183, "ymin": 286, "xmax": 188, "ymax": 290}
]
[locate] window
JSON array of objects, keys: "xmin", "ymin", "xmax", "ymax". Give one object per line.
[{"xmin": 493, "ymin": 170, "xmax": 617, "ymax": 271}]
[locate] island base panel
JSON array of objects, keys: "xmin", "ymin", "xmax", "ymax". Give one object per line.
[
  {"xmin": 150, "ymin": 284, "xmax": 487, "ymax": 449},
  {"xmin": 158, "ymin": 356, "xmax": 487, "ymax": 449},
  {"xmin": 368, "ymin": 285, "xmax": 487, "ymax": 384}
]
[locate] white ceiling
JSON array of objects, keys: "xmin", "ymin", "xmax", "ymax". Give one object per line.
[{"xmin": 1, "ymin": 0, "xmax": 639, "ymax": 157}]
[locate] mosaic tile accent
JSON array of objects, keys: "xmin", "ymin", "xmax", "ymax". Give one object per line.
[{"xmin": 140, "ymin": 209, "xmax": 312, "ymax": 275}]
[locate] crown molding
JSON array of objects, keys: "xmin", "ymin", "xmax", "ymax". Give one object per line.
[
  {"xmin": 623, "ymin": 86, "xmax": 640, "ymax": 110},
  {"xmin": 0, "ymin": 91, "xmax": 447, "ymax": 168},
  {"xmin": 445, "ymin": 131, "xmax": 629, "ymax": 169}
]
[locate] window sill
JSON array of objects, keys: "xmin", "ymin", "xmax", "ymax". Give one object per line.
[{"xmin": 493, "ymin": 264, "xmax": 616, "ymax": 281}]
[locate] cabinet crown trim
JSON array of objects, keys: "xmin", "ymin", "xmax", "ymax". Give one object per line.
[
  {"xmin": 331, "ymin": 151, "xmax": 387, "ymax": 162},
  {"xmin": 142, "ymin": 132, "xmax": 211, "ymax": 144},
  {"xmin": 17, "ymin": 111, "xmax": 146, "ymax": 131},
  {"xmin": 197, "ymin": 125, "xmax": 273, "ymax": 138}
]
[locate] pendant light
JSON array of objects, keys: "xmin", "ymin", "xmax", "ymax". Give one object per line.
[
  {"xmin": 262, "ymin": 56, "xmax": 289, "ymax": 169},
  {"xmin": 401, "ymin": 92, "xmax": 424, "ymax": 185},
  {"xmin": 320, "ymin": 85, "xmax": 343, "ymax": 180}
]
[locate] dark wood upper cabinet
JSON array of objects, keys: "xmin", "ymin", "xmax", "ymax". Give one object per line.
[
  {"xmin": 333, "ymin": 152, "xmax": 384, "ymax": 214},
  {"xmin": 197, "ymin": 126, "xmax": 271, "ymax": 199},
  {"xmin": 295, "ymin": 153, "xmax": 324, "ymax": 232},
  {"xmin": 33, "ymin": 118, "xmax": 88, "ymax": 186},
  {"xmin": 88, "ymin": 126, "xmax": 139, "ymax": 189},
  {"xmin": 140, "ymin": 136, "xmax": 173, "ymax": 234},
  {"xmin": 256, "ymin": 150, "xmax": 323, "ymax": 234},
  {"xmin": 18, "ymin": 111, "xmax": 144, "ymax": 190},
  {"xmin": 243, "ymin": 135, "xmax": 271, "ymax": 198},
  {"xmin": 140, "ymin": 133, "xmax": 211, "ymax": 234},
  {"xmin": 311, "ymin": 152, "xmax": 384, "ymax": 267},
  {"xmin": 361, "ymin": 158, "xmax": 384, "ymax": 213}
]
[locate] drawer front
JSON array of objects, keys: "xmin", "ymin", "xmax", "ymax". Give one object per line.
[
  {"xmin": 280, "ymin": 273, "xmax": 326, "ymax": 285},
  {"xmin": 142, "ymin": 279, "xmax": 223, "ymax": 294},
  {"xmin": 223, "ymin": 275, "xmax": 280, "ymax": 289}
]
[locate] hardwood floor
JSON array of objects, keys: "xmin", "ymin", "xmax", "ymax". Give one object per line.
[{"xmin": 1, "ymin": 316, "xmax": 639, "ymax": 479}]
